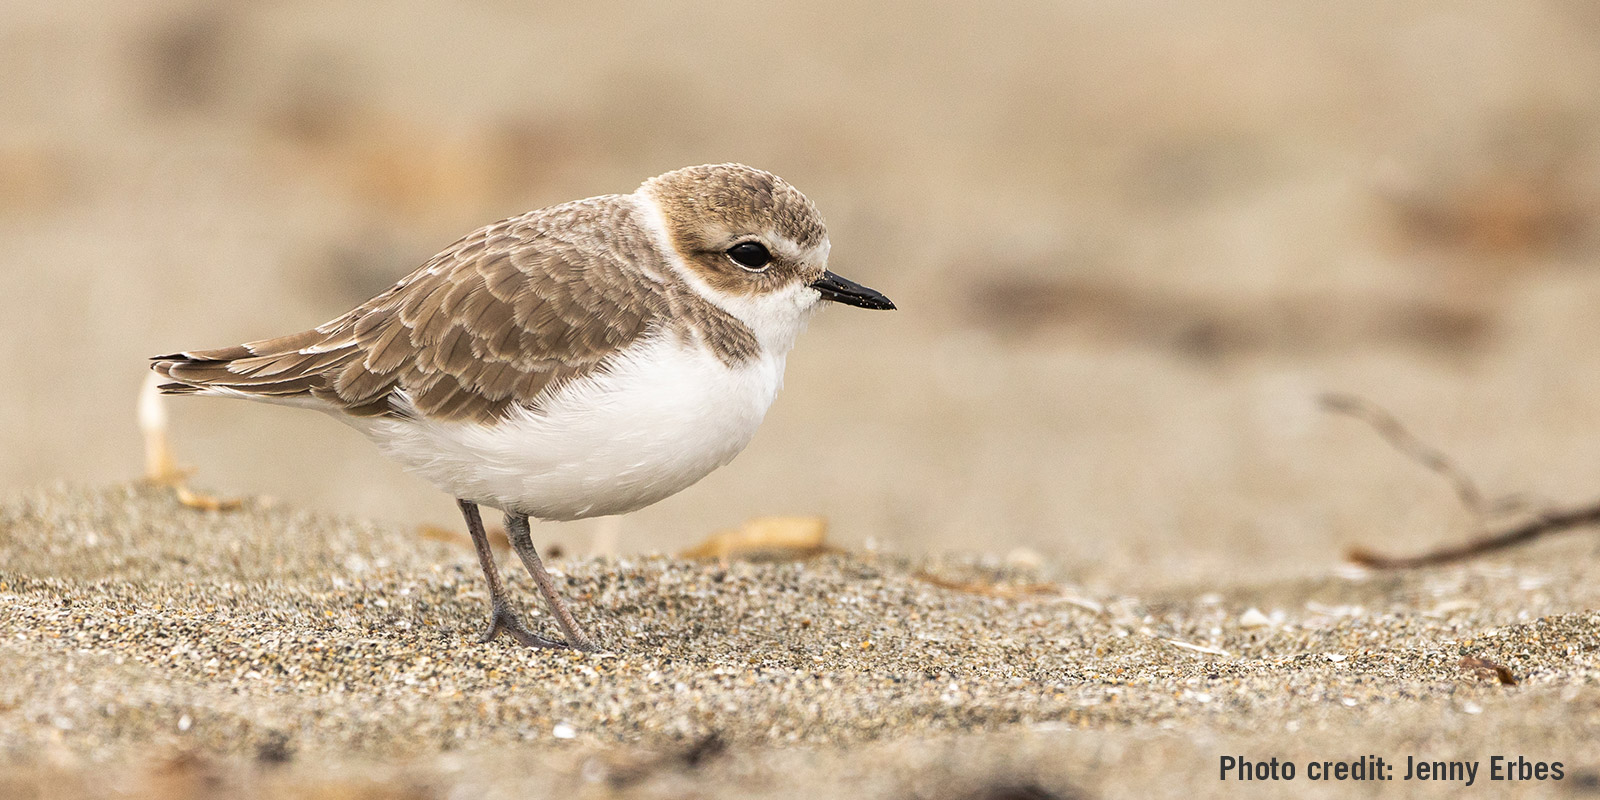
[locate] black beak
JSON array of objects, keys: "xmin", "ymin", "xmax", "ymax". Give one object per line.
[{"xmin": 810, "ymin": 271, "xmax": 895, "ymax": 310}]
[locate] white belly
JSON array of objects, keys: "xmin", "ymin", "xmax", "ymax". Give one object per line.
[{"xmin": 354, "ymin": 334, "xmax": 785, "ymax": 520}]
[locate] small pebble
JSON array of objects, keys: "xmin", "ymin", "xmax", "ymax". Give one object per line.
[{"xmin": 1238, "ymin": 607, "xmax": 1271, "ymax": 629}]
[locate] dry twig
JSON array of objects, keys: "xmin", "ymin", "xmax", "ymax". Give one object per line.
[
  {"xmin": 1348, "ymin": 504, "xmax": 1600, "ymax": 569},
  {"xmin": 139, "ymin": 373, "xmax": 242, "ymax": 512},
  {"xmin": 1325, "ymin": 391, "xmax": 1600, "ymax": 568},
  {"xmin": 417, "ymin": 523, "xmax": 511, "ymax": 551},
  {"xmin": 911, "ymin": 570, "xmax": 1105, "ymax": 613},
  {"xmin": 1320, "ymin": 392, "xmax": 1528, "ymax": 518},
  {"xmin": 912, "ymin": 571, "xmax": 1060, "ymax": 600},
  {"xmin": 1162, "ymin": 638, "xmax": 1231, "ymax": 658}
]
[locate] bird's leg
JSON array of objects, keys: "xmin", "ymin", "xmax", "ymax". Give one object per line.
[
  {"xmin": 457, "ymin": 499, "xmax": 567, "ymax": 649},
  {"xmin": 505, "ymin": 512, "xmax": 601, "ymax": 652}
]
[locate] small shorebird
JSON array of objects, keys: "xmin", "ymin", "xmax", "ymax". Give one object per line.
[{"xmin": 152, "ymin": 164, "xmax": 893, "ymax": 652}]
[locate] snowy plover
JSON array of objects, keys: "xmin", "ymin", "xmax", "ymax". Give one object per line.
[{"xmin": 152, "ymin": 163, "xmax": 893, "ymax": 652}]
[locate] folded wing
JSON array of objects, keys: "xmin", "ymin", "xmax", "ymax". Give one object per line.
[{"xmin": 153, "ymin": 202, "xmax": 666, "ymax": 424}]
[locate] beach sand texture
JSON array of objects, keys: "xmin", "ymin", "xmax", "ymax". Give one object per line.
[{"xmin": 2, "ymin": 484, "xmax": 1599, "ymax": 798}]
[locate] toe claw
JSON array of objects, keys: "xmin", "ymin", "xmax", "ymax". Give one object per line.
[{"xmin": 479, "ymin": 606, "xmax": 569, "ymax": 649}]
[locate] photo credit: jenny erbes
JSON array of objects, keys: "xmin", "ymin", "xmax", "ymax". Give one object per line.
[{"xmin": 1219, "ymin": 755, "xmax": 1565, "ymax": 786}]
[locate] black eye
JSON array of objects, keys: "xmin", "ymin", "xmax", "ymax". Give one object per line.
[{"xmin": 726, "ymin": 241, "xmax": 772, "ymax": 270}]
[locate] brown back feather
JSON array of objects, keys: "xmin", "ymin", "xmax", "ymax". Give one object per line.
[{"xmin": 151, "ymin": 195, "xmax": 758, "ymax": 423}]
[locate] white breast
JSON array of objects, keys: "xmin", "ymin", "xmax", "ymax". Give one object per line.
[{"xmin": 354, "ymin": 332, "xmax": 786, "ymax": 520}]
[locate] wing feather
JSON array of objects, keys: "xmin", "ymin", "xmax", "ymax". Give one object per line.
[{"xmin": 151, "ymin": 196, "xmax": 671, "ymax": 422}]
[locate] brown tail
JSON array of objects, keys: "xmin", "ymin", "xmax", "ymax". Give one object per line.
[{"xmin": 151, "ymin": 328, "xmax": 359, "ymax": 402}]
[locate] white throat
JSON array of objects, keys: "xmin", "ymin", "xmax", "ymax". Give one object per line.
[{"xmin": 631, "ymin": 191, "xmax": 822, "ymax": 356}]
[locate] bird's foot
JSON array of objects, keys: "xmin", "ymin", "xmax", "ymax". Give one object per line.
[
  {"xmin": 561, "ymin": 628, "xmax": 603, "ymax": 654},
  {"xmin": 480, "ymin": 605, "xmax": 569, "ymax": 649}
]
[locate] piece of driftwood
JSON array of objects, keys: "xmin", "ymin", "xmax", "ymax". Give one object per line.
[{"xmin": 680, "ymin": 516, "xmax": 834, "ymax": 562}]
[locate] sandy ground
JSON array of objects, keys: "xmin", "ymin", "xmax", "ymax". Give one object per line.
[{"xmin": 2, "ymin": 484, "xmax": 1598, "ymax": 798}]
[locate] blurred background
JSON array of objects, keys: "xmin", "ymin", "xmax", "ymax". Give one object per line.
[{"xmin": 5, "ymin": 0, "xmax": 1600, "ymax": 590}]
